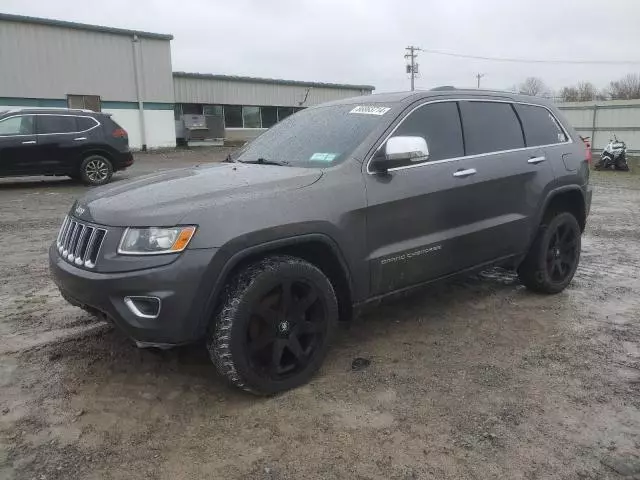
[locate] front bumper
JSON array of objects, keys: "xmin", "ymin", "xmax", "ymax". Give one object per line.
[{"xmin": 49, "ymin": 245, "xmax": 219, "ymax": 346}]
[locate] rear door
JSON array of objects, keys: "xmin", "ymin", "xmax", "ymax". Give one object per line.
[
  {"xmin": 35, "ymin": 114, "xmax": 82, "ymax": 174},
  {"xmin": 0, "ymin": 115, "xmax": 38, "ymax": 175},
  {"xmin": 456, "ymin": 100, "xmax": 557, "ymax": 259}
]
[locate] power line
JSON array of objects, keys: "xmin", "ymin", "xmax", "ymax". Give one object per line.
[{"xmin": 421, "ymin": 48, "xmax": 640, "ymax": 65}]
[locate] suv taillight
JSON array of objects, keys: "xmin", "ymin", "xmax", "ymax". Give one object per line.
[{"xmin": 112, "ymin": 128, "xmax": 127, "ymax": 138}]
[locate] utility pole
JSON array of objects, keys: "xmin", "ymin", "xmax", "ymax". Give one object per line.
[
  {"xmin": 476, "ymin": 73, "xmax": 485, "ymax": 89},
  {"xmin": 405, "ymin": 46, "xmax": 421, "ymax": 91}
]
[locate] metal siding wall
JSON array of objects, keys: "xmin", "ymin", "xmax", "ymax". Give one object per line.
[
  {"xmin": 558, "ymin": 99, "xmax": 640, "ymax": 152},
  {"xmin": 173, "ymin": 76, "xmax": 369, "ymax": 106},
  {"xmin": 0, "ymin": 20, "xmax": 173, "ymax": 102}
]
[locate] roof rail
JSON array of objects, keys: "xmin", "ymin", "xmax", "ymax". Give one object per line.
[{"xmin": 430, "ymin": 86, "xmax": 456, "ymax": 91}]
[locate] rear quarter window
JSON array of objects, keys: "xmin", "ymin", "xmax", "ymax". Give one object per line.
[
  {"xmin": 459, "ymin": 101, "xmax": 525, "ymax": 155},
  {"xmin": 76, "ymin": 116, "xmax": 98, "ymax": 131},
  {"xmin": 514, "ymin": 104, "xmax": 568, "ymax": 146}
]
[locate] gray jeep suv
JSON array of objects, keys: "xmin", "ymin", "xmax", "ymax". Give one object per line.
[{"xmin": 50, "ymin": 89, "xmax": 592, "ymax": 394}]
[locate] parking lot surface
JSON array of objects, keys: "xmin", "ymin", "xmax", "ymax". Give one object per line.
[{"xmin": 1, "ymin": 149, "xmax": 639, "ymax": 479}]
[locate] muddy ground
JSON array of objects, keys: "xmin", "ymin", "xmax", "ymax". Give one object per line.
[{"xmin": 0, "ymin": 148, "xmax": 639, "ymax": 480}]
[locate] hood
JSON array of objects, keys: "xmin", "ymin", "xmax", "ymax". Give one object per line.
[{"xmin": 73, "ymin": 163, "xmax": 323, "ymax": 226}]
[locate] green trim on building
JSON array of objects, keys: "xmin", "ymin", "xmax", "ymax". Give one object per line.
[
  {"xmin": 0, "ymin": 97, "xmax": 174, "ymax": 111},
  {"xmin": 0, "ymin": 97, "xmax": 66, "ymax": 107},
  {"xmin": 143, "ymin": 102, "xmax": 174, "ymax": 110}
]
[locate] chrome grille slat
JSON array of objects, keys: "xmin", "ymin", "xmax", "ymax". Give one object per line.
[
  {"xmin": 62, "ymin": 221, "xmax": 77, "ymax": 255},
  {"xmin": 55, "ymin": 217, "xmax": 107, "ymax": 270},
  {"xmin": 56, "ymin": 216, "xmax": 69, "ymax": 247}
]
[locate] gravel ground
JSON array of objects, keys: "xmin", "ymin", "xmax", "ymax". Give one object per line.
[{"xmin": 0, "ymin": 149, "xmax": 639, "ymax": 479}]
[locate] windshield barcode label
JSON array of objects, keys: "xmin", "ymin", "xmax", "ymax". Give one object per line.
[{"xmin": 349, "ymin": 106, "xmax": 391, "ymax": 115}]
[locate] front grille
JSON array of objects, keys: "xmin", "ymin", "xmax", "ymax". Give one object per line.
[{"xmin": 56, "ymin": 216, "xmax": 107, "ymax": 269}]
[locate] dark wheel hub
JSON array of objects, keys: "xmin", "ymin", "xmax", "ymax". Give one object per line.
[
  {"xmin": 247, "ymin": 279, "xmax": 325, "ymax": 379},
  {"xmin": 546, "ymin": 220, "xmax": 578, "ymax": 282}
]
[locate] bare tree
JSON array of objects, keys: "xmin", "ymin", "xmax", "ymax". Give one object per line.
[
  {"xmin": 608, "ymin": 73, "xmax": 640, "ymax": 100},
  {"xmin": 559, "ymin": 82, "xmax": 597, "ymax": 102},
  {"xmin": 518, "ymin": 77, "xmax": 549, "ymax": 97},
  {"xmin": 560, "ymin": 86, "xmax": 580, "ymax": 102},
  {"xmin": 576, "ymin": 82, "xmax": 597, "ymax": 101}
]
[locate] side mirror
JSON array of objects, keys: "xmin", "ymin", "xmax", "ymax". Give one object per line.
[{"xmin": 370, "ymin": 136, "xmax": 429, "ymax": 173}]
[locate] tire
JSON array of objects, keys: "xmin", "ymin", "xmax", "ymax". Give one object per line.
[
  {"xmin": 208, "ymin": 255, "xmax": 339, "ymax": 395},
  {"xmin": 517, "ymin": 212, "xmax": 581, "ymax": 294},
  {"xmin": 80, "ymin": 155, "xmax": 113, "ymax": 186}
]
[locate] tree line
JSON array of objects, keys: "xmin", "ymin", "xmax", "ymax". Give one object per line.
[{"xmin": 515, "ymin": 73, "xmax": 640, "ymax": 102}]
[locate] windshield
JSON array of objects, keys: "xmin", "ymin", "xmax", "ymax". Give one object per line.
[{"xmin": 235, "ymin": 103, "xmax": 392, "ymax": 167}]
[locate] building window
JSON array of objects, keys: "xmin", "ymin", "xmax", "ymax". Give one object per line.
[
  {"xmin": 181, "ymin": 104, "xmax": 202, "ymax": 115},
  {"xmin": 242, "ymin": 106, "xmax": 262, "ymax": 128},
  {"xmin": 203, "ymin": 105, "xmax": 223, "ymax": 116},
  {"xmin": 261, "ymin": 107, "xmax": 278, "ymax": 128},
  {"xmin": 277, "ymin": 107, "xmax": 294, "ymax": 122},
  {"xmin": 224, "ymin": 105, "xmax": 243, "ymax": 128},
  {"xmin": 67, "ymin": 94, "xmax": 101, "ymax": 112}
]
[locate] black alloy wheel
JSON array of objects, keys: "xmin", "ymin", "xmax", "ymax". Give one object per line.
[
  {"xmin": 545, "ymin": 219, "xmax": 579, "ymax": 283},
  {"xmin": 518, "ymin": 212, "xmax": 581, "ymax": 294},
  {"xmin": 208, "ymin": 255, "xmax": 338, "ymax": 395},
  {"xmin": 247, "ymin": 279, "xmax": 325, "ymax": 379}
]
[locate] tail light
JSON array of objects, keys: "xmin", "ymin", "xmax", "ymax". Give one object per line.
[{"xmin": 112, "ymin": 128, "xmax": 128, "ymax": 138}]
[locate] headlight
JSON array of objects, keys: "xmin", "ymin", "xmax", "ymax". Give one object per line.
[{"xmin": 118, "ymin": 226, "xmax": 197, "ymax": 255}]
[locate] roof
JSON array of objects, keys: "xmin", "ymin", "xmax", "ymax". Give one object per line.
[
  {"xmin": 0, "ymin": 13, "xmax": 173, "ymax": 40},
  {"xmin": 1, "ymin": 107, "xmax": 107, "ymax": 116},
  {"xmin": 316, "ymin": 88, "xmax": 552, "ymax": 109},
  {"xmin": 172, "ymin": 72, "xmax": 375, "ymax": 91}
]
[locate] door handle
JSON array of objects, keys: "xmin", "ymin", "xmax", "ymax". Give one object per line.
[
  {"xmin": 453, "ymin": 168, "xmax": 477, "ymax": 178},
  {"xmin": 21, "ymin": 140, "xmax": 36, "ymax": 145},
  {"xmin": 528, "ymin": 156, "xmax": 546, "ymax": 164},
  {"xmin": 73, "ymin": 137, "xmax": 87, "ymax": 141}
]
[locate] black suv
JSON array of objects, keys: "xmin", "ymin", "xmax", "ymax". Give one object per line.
[
  {"xmin": 0, "ymin": 108, "xmax": 133, "ymax": 185},
  {"xmin": 50, "ymin": 89, "xmax": 592, "ymax": 394}
]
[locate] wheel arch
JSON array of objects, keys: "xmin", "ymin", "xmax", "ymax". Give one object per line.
[
  {"xmin": 205, "ymin": 234, "xmax": 355, "ymax": 327},
  {"xmin": 540, "ymin": 186, "xmax": 587, "ymax": 231}
]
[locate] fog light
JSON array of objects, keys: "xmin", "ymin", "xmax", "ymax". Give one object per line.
[{"xmin": 124, "ymin": 296, "xmax": 161, "ymax": 319}]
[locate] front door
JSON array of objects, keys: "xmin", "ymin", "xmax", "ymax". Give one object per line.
[
  {"xmin": 364, "ymin": 101, "xmax": 485, "ymax": 295},
  {"xmin": 0, "ymin": 115, "xmax": 38, "ymax": 175}
]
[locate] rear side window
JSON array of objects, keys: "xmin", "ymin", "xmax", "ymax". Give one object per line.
[
  {"xmin": 37, "ymin": 115, "xmax": 77, "ymax": 134},
  {"xmin": 391, "ymin": 102, "xmax": 464, "ymax": 161},
  {"xmin": 514, "ymin": 104, "xmax": 568, "ymax": 146},
  {"xmin": 459, "ymin": 101, "xmax": 525, "ymax": 155},
  {"xmin": 76, "ymin": 116, "xmax": 98, "ymax": 131},
  {"xmin": 0, "ymin": 115, "xmax": 34, "ymax": 135}
]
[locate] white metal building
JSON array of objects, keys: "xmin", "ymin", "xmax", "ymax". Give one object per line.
[
  {"xmin": 173, "ymin": 73, "xmax": 374, "ymax": 141},
  {"xmin": 0, "ymin": 13, "xmax": 176, "ymax": 150},
  {"xmin": 0, "ymin": 13, "xmax": 375, "ymax": 149}
]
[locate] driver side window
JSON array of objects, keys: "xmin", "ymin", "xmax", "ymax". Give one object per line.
[
  {"xmin": 0, "ymin": 115, "xmax": 34, "ymax": 136},
  {"xmin": 389, "ymin": 101, "xmax": 464, "ymax": 164}
]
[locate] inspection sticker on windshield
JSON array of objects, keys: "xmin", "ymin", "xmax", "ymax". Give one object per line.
[
  {"xmin": 349, "ymin": 105, "xmax": 391, "ymax": 115},
  {"xmin": 310, "ymin": 152, "xmax": 337, "ymax": 162}
]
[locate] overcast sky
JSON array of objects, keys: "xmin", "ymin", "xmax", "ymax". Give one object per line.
[{"xmin": 3, "ymin": 0, "xmax": 639, "ymax": 94}]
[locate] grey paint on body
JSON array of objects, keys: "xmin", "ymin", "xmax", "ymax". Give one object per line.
[{"xmin": 52, "ymin": 89, "xmax": 591, "ymax": 345}]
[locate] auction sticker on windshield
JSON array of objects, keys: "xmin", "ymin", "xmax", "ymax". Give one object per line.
[
  {"xmin": 349, "ymin": 106, "xmax": 391, "ymax": 115},
  {"xmin": 310, "ymin": 152, "xmax": 338, "ymax": 162}
]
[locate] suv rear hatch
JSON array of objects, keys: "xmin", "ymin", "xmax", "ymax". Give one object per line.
[{"xmin": 101, "ymin": 116, "xmax": 130, "ymax": 152}]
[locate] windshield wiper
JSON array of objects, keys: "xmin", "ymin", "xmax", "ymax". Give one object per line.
[{"xmin": 238, "ymin": 158, "xmax": 290, "ymax": 166}]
